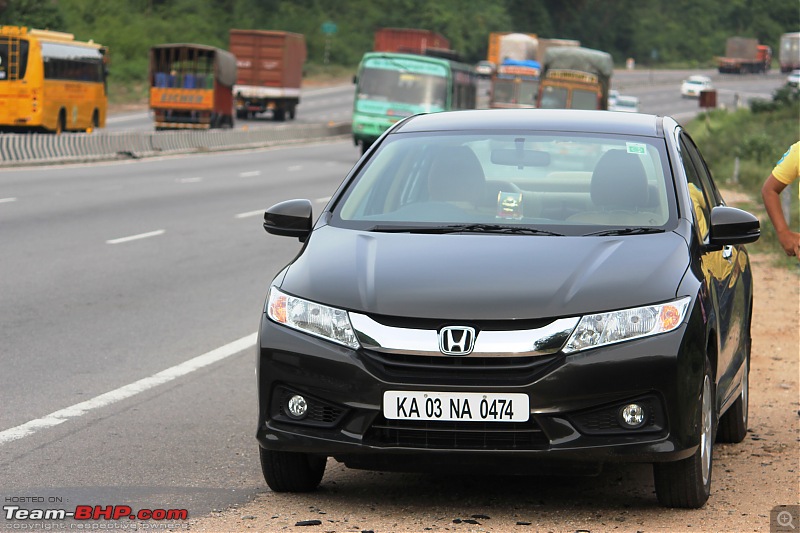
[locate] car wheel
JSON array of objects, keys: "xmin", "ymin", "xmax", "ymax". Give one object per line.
[
  {"xmin": 653, "ymin": 357, "xmax": 715, "ymax": 508},
  {"xmin": 717, "ymin": 350, "xmax": 749, "ymax": 443},
  {"xmin": 259, "ymin": 447, "xmax": 326, "ymax": 492}
]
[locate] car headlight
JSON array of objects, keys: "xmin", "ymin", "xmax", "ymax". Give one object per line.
[
  {"xmin": 266, "ymin": 287, "xmax": 359, "ymax": 349},
  {"xmin": 563, "ymin": 297, "xmax": 691, "ymax": 353}
]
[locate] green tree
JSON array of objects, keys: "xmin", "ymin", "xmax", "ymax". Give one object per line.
[{"xmin": 0, "ymin": 0, "xmax": 65, "ymax": 29}]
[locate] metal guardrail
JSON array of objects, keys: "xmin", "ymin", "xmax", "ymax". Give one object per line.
[{"xmin": 0, "ymin": 122, "xmax": 352, "ymax": 167}]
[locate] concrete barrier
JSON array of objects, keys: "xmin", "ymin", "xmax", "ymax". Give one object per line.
[{"xmin": 0, "ymin": 122, "xmax": 352, "ymax": 167}]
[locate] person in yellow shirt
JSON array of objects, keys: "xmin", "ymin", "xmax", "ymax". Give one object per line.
[{"xmin": 761, "ymin": 142, "xmax": 800, "ymax": 260}]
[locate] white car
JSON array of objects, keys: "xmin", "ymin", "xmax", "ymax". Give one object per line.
[
  {"xmin": 608, "ymin": 89, "xmax": 620, "ymax": 107},
  {"xmin": 610, "ymin": 95, "xmax": 640, "ymax": 112},
  {"xmin": 475, "ymin": 60, "xmax": 495, "ymax": 78},
  {"xmin": 787, "ymin": 69, "xmax": 800, "ymax": 87},
  {"xmin": 681, "ymin": 75, "xmax": 713, "ymax": 98}
]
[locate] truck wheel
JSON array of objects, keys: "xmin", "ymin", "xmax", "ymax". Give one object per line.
[
  {"xmin": 273, "ymin": 109, "xmax": 286, "ymax": 122},
  {"xmin": 289, "ymin": 106, "xmax": 296, "ymax": 120},
  {"xmin": 653, "ymin": 356, "xmax": 715, "ymax": 508},
  {"xmin": 259, "ymin": 447, "xmax": 325, "ymax": 492},
  {"xmin": 236, "ymin": 109, "xmax": 246, "ymax": 120}
]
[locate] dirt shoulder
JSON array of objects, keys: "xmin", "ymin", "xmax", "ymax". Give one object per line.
[{"xmin": 188, "ymin": 202, "xmax": 800, "ymax": 533}]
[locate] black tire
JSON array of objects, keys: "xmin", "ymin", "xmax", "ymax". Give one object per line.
[
  {"xmin": 653, "ymin": 356, "xmax": 715, "ymax": 508},
  {"xmin": 54, "ymin": 110, "xmax": 66, "ymax": 135},
  {"xmin": 259, "ymin": 447, "xmax": 325, "ymax": 492},
  {"xmin": 717, "ymin": 347, "xmax": 749, "ymax": 443},
  {"xmin": 273, "ymin": 109, "xmax": 286, "ymax": 122},
  {"xmin": 88, "ymin": 110, "xmax": 99, "ymax": 132},
  {"xmin": 236, "ymin": 109, "xmax": 246, "ymax": 120},
  {"xmin": 288, "ymin": 106, "xmax": 296, "ymax": 120}
]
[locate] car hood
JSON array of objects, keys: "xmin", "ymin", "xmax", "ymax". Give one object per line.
[{"xmin": 278, "ymin": 226, "xmax": 690, "ymax": 320}]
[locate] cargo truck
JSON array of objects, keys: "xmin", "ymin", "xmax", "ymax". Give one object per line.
[
  {"xmin": 716, "ymin": 37, "xmax": 771, "ymax": 74},
  {"xmin": 486, "ymin": 33, "xmax": 578, "ymax": 66},
  {"xmin": 488, "ymin": 34, "xmax": 541, "ymax": 109},
  {"xmin": 373, "ymin": 28, "xmax": 450, "ymax": 55},
  {"xmin": 779, "ymin": 32, "xmax": 800, "ymax": 72},
  {"xmin": 229, "ymin": 29, "xmax": 306, "ymax": 121},
  {"xmin": 537, "ymin": 46, "xmax": 613, "ymax": 110},
  {"xmin": 149, "ymin": 44, "xmax": 237, "ymax": 130}
]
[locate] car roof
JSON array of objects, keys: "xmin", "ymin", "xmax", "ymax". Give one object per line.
[
  {"xmin": 686, "ymin": 75, "xmax": 711, "ymax": 82},
  {"xmin": 392, "ymin": 109, "xmax": 664, "ymax": 137}
]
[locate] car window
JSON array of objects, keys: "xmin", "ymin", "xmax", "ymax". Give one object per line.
[
  {"xmin": 334, "ymin": 132, "xmax": 677, "ymax": 234},
  {"xmin": 679, "ymin": 134, "xmax": 712, "ymax": 241}
]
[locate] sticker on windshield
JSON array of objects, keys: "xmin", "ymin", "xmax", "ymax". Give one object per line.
[{"xmin": 626, "ymin": 142, "xmax": 647, "ymax": 155}]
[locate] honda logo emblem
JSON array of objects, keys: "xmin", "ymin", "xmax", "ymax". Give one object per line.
[{"xmin": 439, "ymin": 326, "xmax": 476, "ymax": 356}]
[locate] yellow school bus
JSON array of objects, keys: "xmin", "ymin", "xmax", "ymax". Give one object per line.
[{"xmin": 0, "ymin": 26, "xmax": 107, "ymax": 133}]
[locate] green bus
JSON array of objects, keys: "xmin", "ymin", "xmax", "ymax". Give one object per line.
[{"xmin": 352, "ymin": 52, "xmax": 476, "ymax": 154}]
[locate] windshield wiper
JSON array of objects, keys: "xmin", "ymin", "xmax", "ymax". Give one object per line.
[
  {"xmin": 450, "ymin": 223, "xmax": 564, "ymax": 236},
  {"xmin": 583, "ymin": 227, "xmax": 666, "ymax": 236},
  {"xmin": 367, "ymin": 223, "xmax": 563, "ymax": 236}
]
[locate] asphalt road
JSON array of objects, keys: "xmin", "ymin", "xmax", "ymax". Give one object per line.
[
  {"xmin": 104, "ymin": 84, "xmax": 357, "ymax": 132},
  {"xmin": 105, "ymin": 69, "xmax": 787, "ymax": 133},
  {"xmin": 0, "ymin": 142, "xmax": 362, "ymax": 521},
  {"xmin": 0, "ymin": 69, "xmax": 790, "ymax": 525}
]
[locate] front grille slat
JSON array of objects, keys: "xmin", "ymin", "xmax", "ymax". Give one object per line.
[
  {"xmin": 361, "ymin": 349, "xmax": 560, "ymax": 385},
  {"xmin": 365, "ymin": 417, "xmax": 549, "ymax": 450}
]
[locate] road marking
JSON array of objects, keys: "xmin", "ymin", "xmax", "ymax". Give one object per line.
[
  {"xmin": 288, "ymin": 165, "xmax": 302, "ymax": 171},
  {"xmin": 0, "ymin": 197, "xmax": 18, "ymax": 204},
  {"xmin": 0, "ymin": 332, "xmax": 258, "ymax": 445},
  {"xmin": 106, "ymin": 229, "xmax": 165, "ymax": 244},
  {"xmin": 239, "ymin": 171, "xmax": 261, "ymax": 178},
  {"xmin": 235, "ymin": 209, "xmax": 264, "ymax": 219},
  {"xmin": 314, "ymin": 196, "xmax": 331, "ymax": 203},
  {"xmin": 178, "ymin": 177, "xmax": 203, "ymax": 183}
]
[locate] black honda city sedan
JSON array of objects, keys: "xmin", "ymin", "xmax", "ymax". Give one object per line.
[{"xmin": 257, "ymin": 109, "xmax": 759, "ymax": 508}]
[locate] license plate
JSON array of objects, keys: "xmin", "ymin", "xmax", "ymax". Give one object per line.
[{"xmin": 383, "ymin": 391, "xmax": 529, "ymax": 422}]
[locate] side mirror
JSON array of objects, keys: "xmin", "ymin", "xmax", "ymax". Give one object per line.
[
  {"xmin": 263, "ymin": 199, "xmax": 313, "ymax": 241},
  {"xmin": 708, "ymin": 206, "xmax": 760, "ymax": 246}
]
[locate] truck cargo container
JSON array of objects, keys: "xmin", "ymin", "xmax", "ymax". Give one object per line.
[
  {"xmin": 487, "ymin": 32, "xmax": 537, "ymax": 66},
  {"xmin": 717, "ymin": 37, "xmax": 771, "ymax": 74},
  {"xmin": 487, "ymin": 33, "xmax": 579, "ymax": 67},
  {"xmin": 779, "ymin": 32, "xmax": 800, "ymax": 72},
  {"xmin": 229, "ymin": 29, "xmax": 306, "ymax": 121},
  {"xmin": 373, "ymin": 28, "xmax": 449, "ymax": 55},
  {"xmin": 149, "ymin": 44, "xmax": 236, "ymax": 130},
  {"xmin": 537, "ymin": 46, "xmax": 613, "ymax": 110}
]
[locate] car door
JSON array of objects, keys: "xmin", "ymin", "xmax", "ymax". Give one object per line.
[{"xmin": 679, "ymin": 133, "xmax": 746, "ymax": 404}]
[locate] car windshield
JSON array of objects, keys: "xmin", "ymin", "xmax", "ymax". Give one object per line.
[{"xmin": 333, "ymin": 132, "xmax": 676, "ymax": 235}]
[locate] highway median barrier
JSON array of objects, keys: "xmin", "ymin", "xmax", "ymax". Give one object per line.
[{"xmin": 0, "ymin": 122, "xmax": 352, "ymax": 167}]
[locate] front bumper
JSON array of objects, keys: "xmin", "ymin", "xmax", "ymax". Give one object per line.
[{"xmin": 256, "ymin": 306, "xmax": 706, "ymax": 470}]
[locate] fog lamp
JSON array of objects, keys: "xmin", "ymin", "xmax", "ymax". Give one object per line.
[
  {"xmin": 619, "ymin": 403, "xmax": 646, "ymax": 429},
  {"xmin": 287, "ymin": 395, "xmax": 308, "ymax": 419}
]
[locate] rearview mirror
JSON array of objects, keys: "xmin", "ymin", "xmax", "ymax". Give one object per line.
[
  {"xmin": 491, "ymin": 149, "xmax": 551, "ymax": 167},
  {"xmin": 263, "ymin": 199, "xmax": 313, "ymax": 242},
  {"xmin": 708, "ymin": 206, "xmax": 760, "ymax": 246}
]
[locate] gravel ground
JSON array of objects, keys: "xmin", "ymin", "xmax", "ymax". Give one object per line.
[{"xmin": 189, "ymin": 199, "xmax": 799, "ymax": 533}]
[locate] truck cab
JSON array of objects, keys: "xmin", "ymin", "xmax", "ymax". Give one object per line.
[{"xmin": 537, "ymin": 69, "xmax": 604, "ymax": 110}]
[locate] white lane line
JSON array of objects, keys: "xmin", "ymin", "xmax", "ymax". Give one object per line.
[
  {"xmin": 178, "ymin": 177, "xmax": 203, "ymax": 183},
  {"xmin": 0, "ymin": 332, "xmax": 258, "ymax": 446},
  {"xmin": 106, "ymin": 229, "xmax": 165, "ymax": 244},
  {"xmin": 288, "ymin": 165, "xmax": 302, "ymax": 171},
  {"xmin": 314, "ymin": 197, "xmax": 331, "ymax": 204},
  {"xmin": 239, "ymin": 171, "xmax": 261, "ymax": 178},
  {"xmin": 235, "ymin": 209, "xmax": 264, "ymax": 219},
  {"xmin": 0, "ymin": 197, "xmax": 18, "ymax": 204}
]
